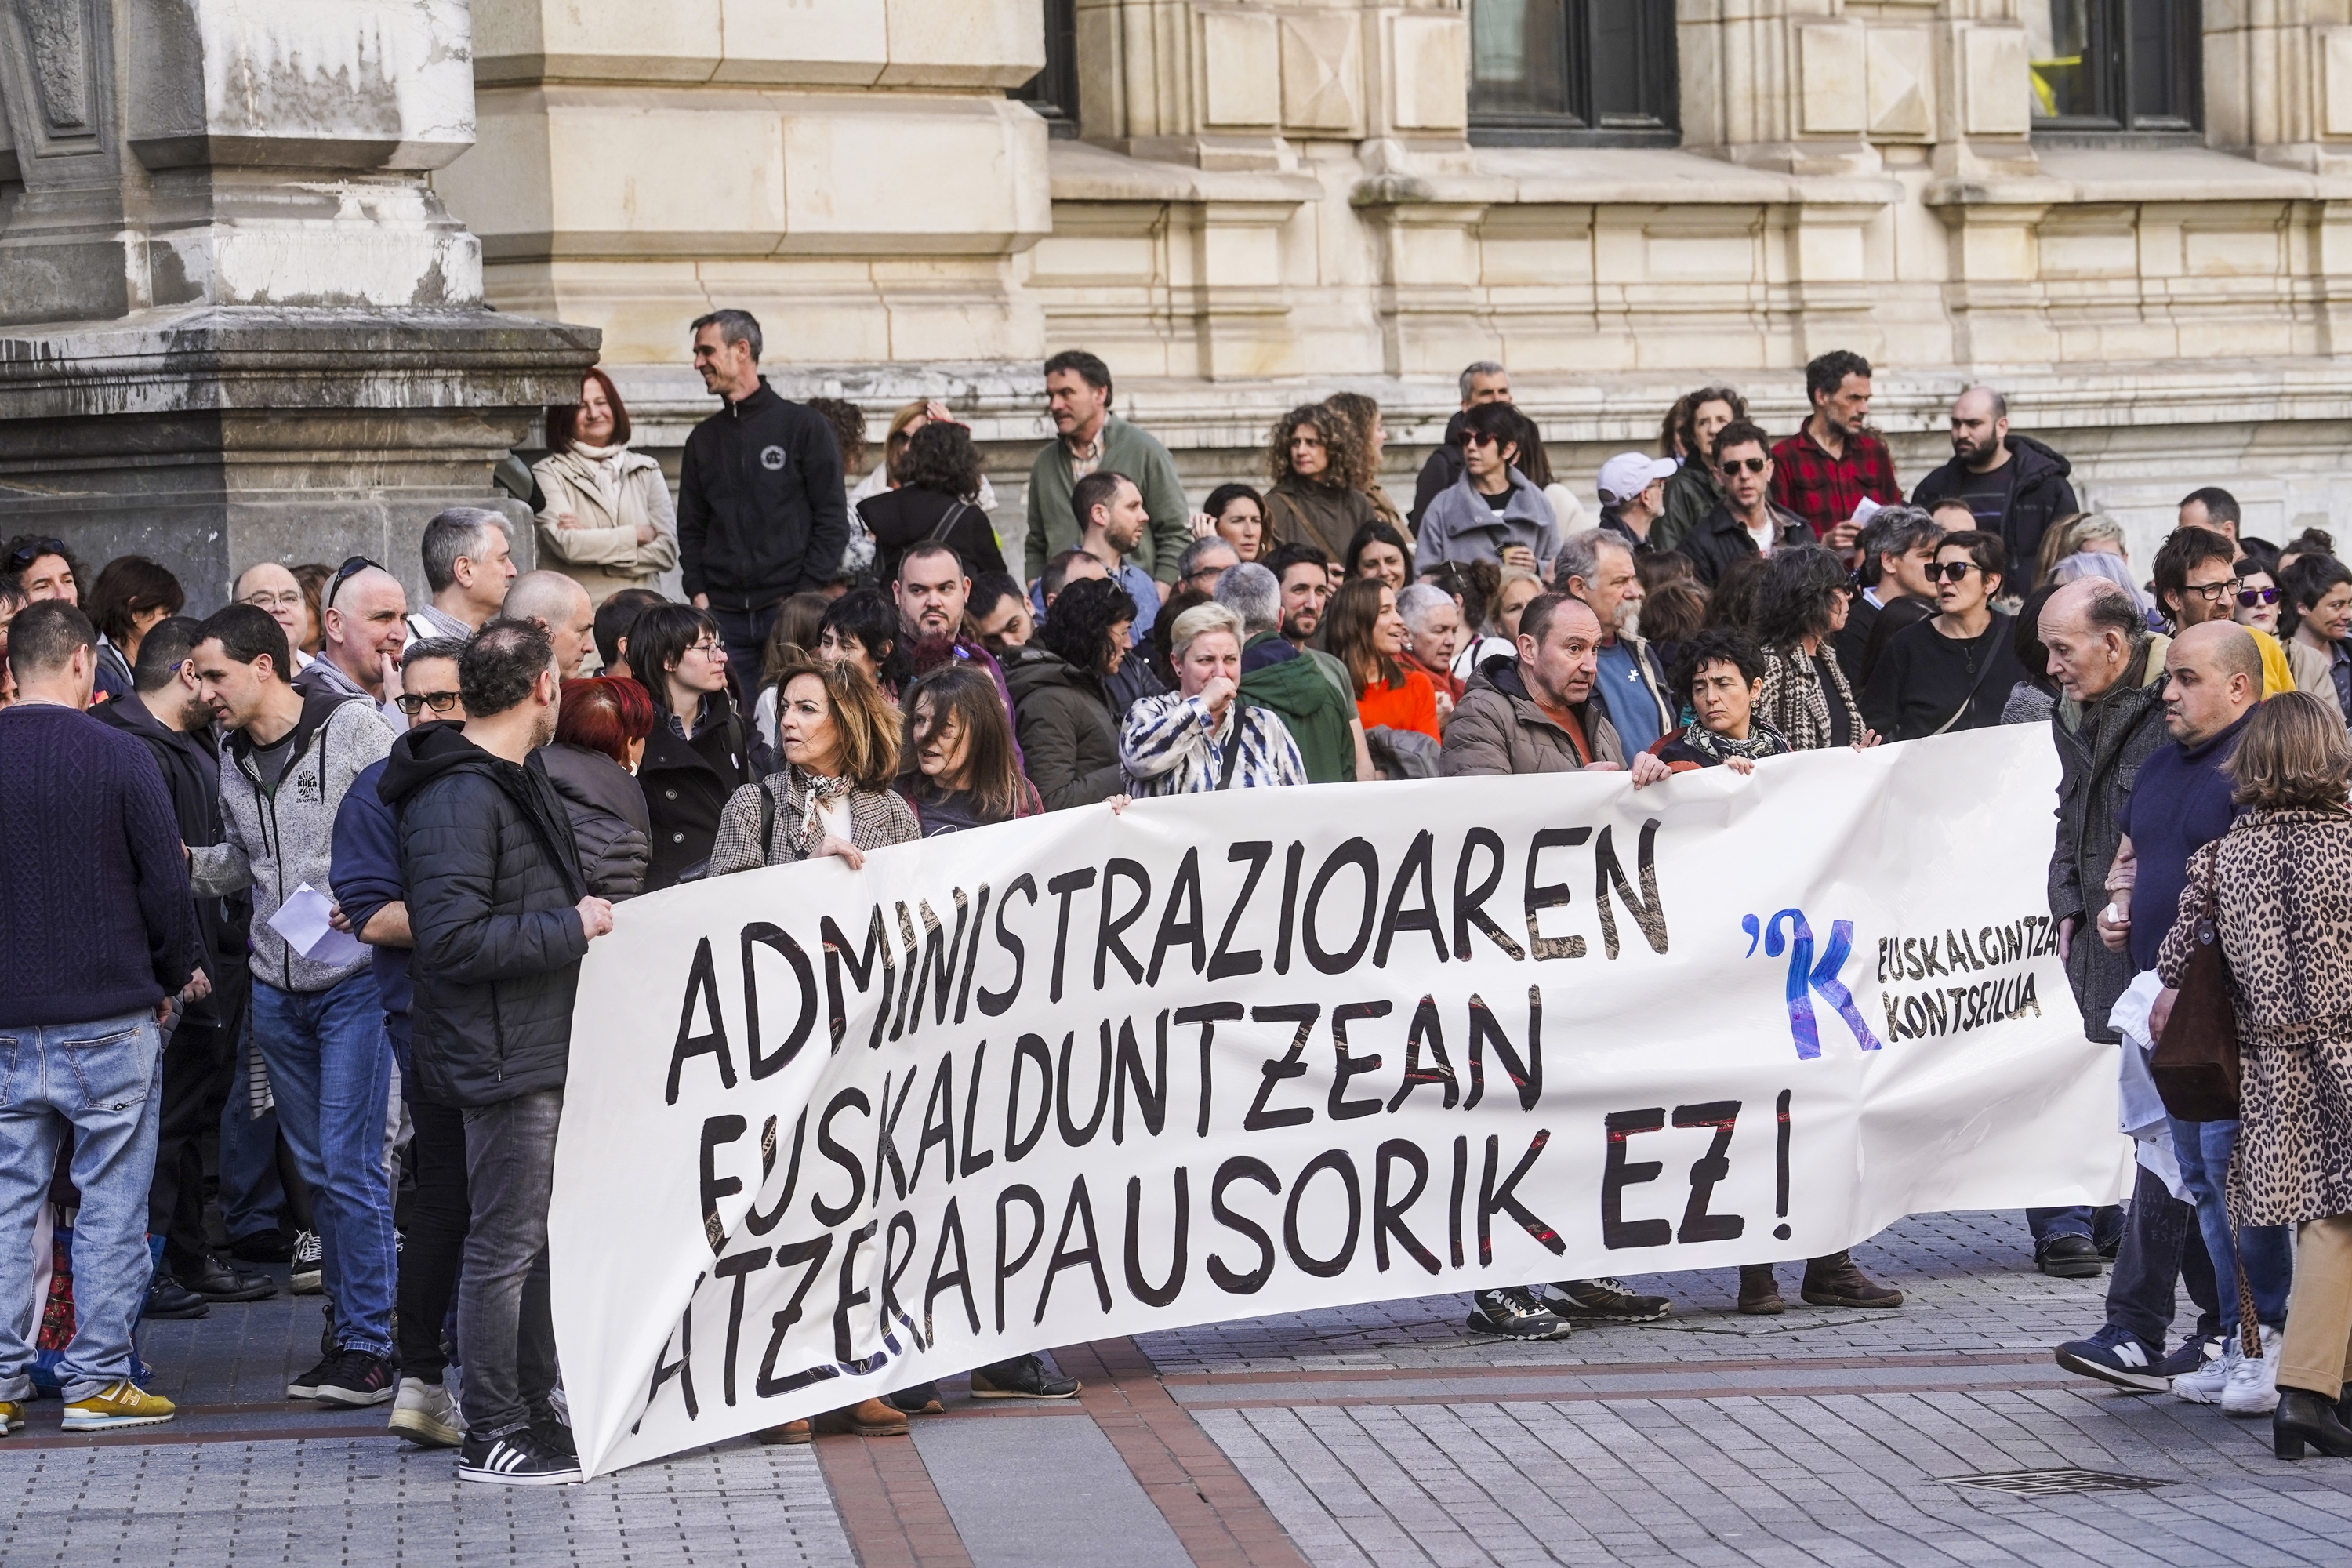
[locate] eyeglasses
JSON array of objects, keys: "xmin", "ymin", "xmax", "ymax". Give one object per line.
[
  {"xmin": 2179, "ymin": 579, "xmax": 2241, "ymax": 604},
  {"xmin": 2239, "ymin": 585, "xmax": 2281, "ymax": 607},
  {"xmin": 1928, "ymin": 561, "xmax": 1981, "ymax": 583},
  {"xmin": 325, "ymin": 555, "xmax": 384, "ymax": 612},
  {"xmin": 394, "ymin": 691, "xmax": 462, "ymax": 717},
  {"xmin": 5, "ymin": 537, "xmax": 67, "ymax": 573},
  {"xmin": 1718, "ymin": 457, "xmax": 1768, "ymax": 475},
  {"xmin": 241, "ymin": 589, "xmax": 304, "ymax": 612},
  {"xmin": 685, "ymin": 639, "xmax": 725, "ymax": 659}
]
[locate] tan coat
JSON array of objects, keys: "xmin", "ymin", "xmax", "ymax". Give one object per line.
[{"xmin": 532, "ymin": 445, "xmax": 681, "ymax": 604}]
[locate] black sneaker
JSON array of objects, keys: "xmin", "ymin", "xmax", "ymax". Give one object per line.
[
  {"xmin": 290, "ymin": 1229, "xmax": 324, "ymax": 1294},
  {"xmin": 1548, "ymin": 1277, "xmax": 1672, "ymax": 1323},
  {"xmin": 314, "ymin": 1349, "xmax": 398, "ymax": 1408},
  {"xmin": 529, "ymin": 1411, "xmax": 578, "ymax": 1461},
  {"xmin": 459, "ymin": 1430, "xmax": 582, "ymax": 1486},
  {"xmin": 1467, "ymin": 1287, "xmax": 1573, "ymax": 1339},
  {"xmin": 2036, "ymin": 1234, "xmax": 2105, "ymax": 1279},
  {"xmin": 285, "ymin": 1353, "xmax": 339, "ymax": 1400},
  {"xmin": 884, "ymin": 1380, "xmax": 945, "ymax": 1414},
  {"xmin": 967, "ymin": 1355, "xmax": 1080, "ymax": 1399},
  {"xmin": 143, "ymin": 1272, "xmax": 211, "ymax": 1321}
]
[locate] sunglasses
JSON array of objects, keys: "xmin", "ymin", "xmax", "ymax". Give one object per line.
[
  {"xmin": 325, "ymin": 554, "xmax": 384, "ymax": 612},
  {"xmin": 1461, "ymin": 431, "xmax": 1501, "ymax": 448},
  {"xmin": 1718, "ymin": 456, "xmax": 1767, "ymax": 475},
  {"xmin": 394, "ymin": 690, "xmax": 462, "ymax": 717},
  {"xmin": 1928, "ymin": 561, "xmax": 1981, "ymax": 583},
  {"xmin": 5, "ymin": 537, "xmax": 67, "ymax": 574},
  {"xmin": 2239, "ymin": 586, "xmax": 2281, "ymax": 608}
]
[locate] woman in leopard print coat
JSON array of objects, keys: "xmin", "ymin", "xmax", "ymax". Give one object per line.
[{"xmin": 2158, "ymin": 691, "xmax": 2352, "ymax": 1449}]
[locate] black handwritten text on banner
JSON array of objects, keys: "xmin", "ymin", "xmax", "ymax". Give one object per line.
[{"xmin": 551, "ymin": 726, "xmax": 2129, "ymax": 1475}]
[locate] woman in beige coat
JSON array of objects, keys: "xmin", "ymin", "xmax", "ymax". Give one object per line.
[
  {"xmin": 2158, "ymin": 691, "xmax": 2352, "ymax": 1460},
  {"xmin": 532, "ymin": 367, "xmax": 680, "ymax": 604}
]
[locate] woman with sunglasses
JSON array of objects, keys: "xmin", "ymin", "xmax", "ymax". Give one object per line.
[
  {"xmin": 2236, "ymin": 561, "xmax": 2340, "ymax": 703},
  {"xmin": 630, "ymin": 603, "xmax": 762, "ymax": 891},
  {"xmin": 1414, "ymin": 402, "xmax": 1561, "ymax": 576},
  {"xmin": 1860, "ymin": 531, "xmax": 2028, "ymax": 741}
]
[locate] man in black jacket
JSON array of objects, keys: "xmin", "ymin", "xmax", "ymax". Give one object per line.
[
  {"xmin": 677, "ymin": 309, "xmax": 849, "ymax": 688},
  {"xmin": 1909, "ymin": 387, "xmax": 2078, "ymax": 585},
  {"xmin": 387, "ymin": 621, "xmax": 613, "ymax": 1486},
  {"xmin": 92, "ymin": 618, "xmax": 274, "ymax": 1316}
]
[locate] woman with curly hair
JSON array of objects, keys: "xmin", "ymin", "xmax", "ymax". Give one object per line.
[
  {"xmin": 1261, "ymin": 402, "xmax": 1378, "ymax": 563},
  {"xmin": 855, "ymin": 419, "xmax": 1007, "ymax": 584},
  {"xmin": 1002, "ymin": 575, "xmax": 1134, "ymax": 810},
  {"xmin": 1751, "ymin": 543, "xmax": 1879, "ymax": 755},
  {"xmin": 1653, "ymin": 386, "xmax": 1747, "ymax": 553},
  {"xmin": 1321, "ymin": 391, "xmax": 1406, "ymax": 535}
]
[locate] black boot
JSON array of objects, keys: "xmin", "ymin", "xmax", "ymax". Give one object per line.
[{"xmin": 2273, "ymin": 1388, "xmax": 2352, "ymax": 1460}]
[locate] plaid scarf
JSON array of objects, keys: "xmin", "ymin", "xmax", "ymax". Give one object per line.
[{"xmin": 1679, "ymin": 718, "xmax": 1793, "ymax": 764}]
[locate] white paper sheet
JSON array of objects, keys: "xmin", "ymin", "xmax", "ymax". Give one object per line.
[{"xmin": 267, "ymin": 882, "xmax": 371, "ymax": 969}]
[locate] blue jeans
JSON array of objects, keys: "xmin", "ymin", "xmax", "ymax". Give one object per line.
[
  {"xmin": 0, "ymin": 1011, "xmax": 162, "ymax": 1400},
  {"xmin": 252, "ymin": 974, "xmax": 397, "ymax": 1358},
  {"xmin": 2169, "ymin": 1116, "xmax": 2294, "ymax": 1334}
]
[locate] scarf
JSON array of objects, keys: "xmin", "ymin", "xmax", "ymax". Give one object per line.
[
  {"xmin": 1679, "ymin": 718, "xmax": 1793, "ymax": 764},
  {"xmin": 792, "ymin": 768, "xmax": 857, "ymax": 854},
  {"xmin": 568, "ymin": 439, "xmax": 630, "ymax": 506}
]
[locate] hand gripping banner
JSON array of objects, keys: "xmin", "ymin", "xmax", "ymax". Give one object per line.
[{"xmin": 551, "ymin": 725, "xmax": 2131, "ymax": 1475}]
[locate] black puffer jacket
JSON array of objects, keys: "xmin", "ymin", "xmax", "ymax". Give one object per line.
[
  {"xmin": 384, "ymin": 724, "xmax": 591, "ymax": 1108},
  {"xmin": 539, "ymin": 741, "xmax": 652, "ymax": 900},
  {"xmin": 1001, "ymin": 644, "xmax": 1123, "ymax": 810}
]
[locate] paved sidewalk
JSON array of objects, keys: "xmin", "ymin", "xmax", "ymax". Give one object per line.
[{"xmin": 2, "ymin": 1211, "xmax": 2346, "ymax": 1566}]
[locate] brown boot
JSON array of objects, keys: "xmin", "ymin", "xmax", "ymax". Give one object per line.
[
  {"xmin": 757, "ymin": 1419, "xmax": 812, "ymax": 1444},
  {"xmin": 1800, "ymin": 1250, "xmax": 1904, "ymax": 1309},
  {"xmin": 814, "ymin": 1398, "xmax": 910, "ymax": 1436},
  {"xmin": 1737, "ymin": 1264, "xmax": 1786, "ymax": 1316}
]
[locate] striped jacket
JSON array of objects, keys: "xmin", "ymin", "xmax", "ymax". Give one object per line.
[{"xmin": 1119, "ymin": 693, "xmax": 1307, "ymax": 796}]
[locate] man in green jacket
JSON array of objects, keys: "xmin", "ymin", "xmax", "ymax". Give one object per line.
[
  {"xmin": 1025, "ymin": 350, "xmax": 1189, "ymax": 590},
  {"xmin": 1216, "ymin": 563, "xmax": 1361, "ymax": 783}
]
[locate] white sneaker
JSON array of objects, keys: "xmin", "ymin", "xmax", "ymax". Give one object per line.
[
  {"xmin": 387, "ymin": 1375, "xmax": 463, "ymax": 1448},
  {"xmin": 2220, "ymin": 1324, "xmax": 2283, "ymax": 1417},
  {"xmin": 2171, "ymin": 1337, "xmax": 2234, "ymax": 1404}
]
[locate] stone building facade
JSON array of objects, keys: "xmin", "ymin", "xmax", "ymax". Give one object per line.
[{"xmin": 437, "ymin": 0, "xmax": 2352, "ymax": 567}]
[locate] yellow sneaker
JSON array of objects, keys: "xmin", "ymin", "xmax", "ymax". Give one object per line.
[
  {"xmin": 0, "ymin": 1400, "xmax": 24, "ymax": 1435},
  {"xmin": 62, "ymin": 1381, "xmax": 176, "ymax": 1431}
]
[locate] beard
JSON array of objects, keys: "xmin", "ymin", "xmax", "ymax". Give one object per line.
[
  {"xmin": 1280, "ymin": 610, "xmax": 1317, "ymax": 642},
  {"xmin": 531, "ymin": 705, "xmax": 558, "ymax": 750}
]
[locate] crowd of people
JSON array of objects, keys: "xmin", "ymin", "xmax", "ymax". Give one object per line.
[{"xmin": 5, "ymin": 318, "xmax": 2352, "ymax": 1479}]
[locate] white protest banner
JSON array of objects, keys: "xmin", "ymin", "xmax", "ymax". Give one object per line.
[{"xmin": 551, "ymin": 725, "xmax": 2130, "ymax": 1476}]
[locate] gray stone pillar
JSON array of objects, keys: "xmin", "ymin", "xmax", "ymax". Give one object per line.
[{"xmin": 0, "ymin": 0, "xmax": 595, "ymax": 610}]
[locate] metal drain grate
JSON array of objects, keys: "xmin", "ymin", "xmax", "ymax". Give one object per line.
[{"xmin": 1941, "ymin": 1468, "xmax": 2167, "ymax": 1498}]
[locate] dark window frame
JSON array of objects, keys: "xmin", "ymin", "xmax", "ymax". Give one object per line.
[
  {"xmin": 1014, "ymin": 0, "xmax": 1080, "ymax": 139},
  {"xmin": 1467, "ymin": 0, "xmax": 1679, "ymax": 148},
  {"xmin": 2030, "ymin": 0, "xmax": 2201, "ymax": 140}
]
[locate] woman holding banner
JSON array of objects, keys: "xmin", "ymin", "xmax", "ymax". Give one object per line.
[
  {"xmin": 2157, "ymin": 691, "xmax": 2352, "ymax": 1460},
  {"xmin": 1120, "ymin": 602, "xmax": 1308, "ymax": 793},
  {"xmin": 706, "ymin": 654, "xmax": 916, "ymax": 879},
  {"xmin": 1752, "ymin": 544, "xmax": 1879, "ymax": 755}
]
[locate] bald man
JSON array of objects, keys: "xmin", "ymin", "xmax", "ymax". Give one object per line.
[
  {"xmin": 2081, "ymin": 619, "xmax": 2292, "ymax": 1403},
  {"xmin": 501, "ymin": 572, "xmax": 596, "ymax": 677},
  {"xmin": 233, "ymin": 563, "xmax": 314, "ymax": 671},
  {"xmin": 1910, "ymin": 386, "xmax": 2078, "ymax": 593},
  {"xmin": 293, "ymin": 564, "xmax": 408, "ymax": 730}
]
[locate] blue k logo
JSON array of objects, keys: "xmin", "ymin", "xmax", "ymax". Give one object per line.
[{"xmin": 1742, "ymin": 909, "xmax": 1884, "ymax": 1061}]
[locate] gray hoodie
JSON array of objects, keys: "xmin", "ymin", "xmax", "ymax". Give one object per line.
[{"xmin": 190, "ymin": 688, "xmax": 395, "ymax": 993}]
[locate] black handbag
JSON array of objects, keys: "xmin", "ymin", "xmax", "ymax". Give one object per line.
[{"xmin": 2151, "ymin": 851, "xmax": 2241, "ymax": 1121}]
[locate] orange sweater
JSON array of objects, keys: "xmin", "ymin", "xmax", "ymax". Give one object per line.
[{"xmin": 1356, "ymin": 667, "xmax": 1441, "ymax": 741}]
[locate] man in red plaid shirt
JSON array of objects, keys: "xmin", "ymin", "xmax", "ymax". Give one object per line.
[{"xmin": 1770, "ymin": 350, "xmax": 1901, "ymax": 553}]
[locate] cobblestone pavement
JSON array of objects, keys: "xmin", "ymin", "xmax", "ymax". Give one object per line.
[{"xmin": 2, "ymin": 1210, "xmax": 2345, "ymax": 1566}]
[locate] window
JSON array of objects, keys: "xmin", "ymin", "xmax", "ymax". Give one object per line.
[
  {"xmin": 1468, "ymin": 0, "xmax": 1677, "ymax": 146},
  {"xmin": 2026, "ymin": 0, "xmax": 2199, "ymax": 136},
  {"xmin": 1015, "ymin": 0, "xmax": 1080, "ymax": 138}
]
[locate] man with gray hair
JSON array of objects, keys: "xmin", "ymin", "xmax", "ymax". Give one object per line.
[
  {"xmin": 1557, "ymin": 531, "xmax": 1673, "ymax": 751},
  {"xmin": 408, "ymin": 509, "xmax": 517, "ymax": 643},
  {"xmin": 1909, "ymin": 385, "xmax": 2078, "ymax": 586},
  {"xmin": 678, "ymin": 307, "xmax": 848, "ymax": 691},
  {"xmin": 1174, "ymin": 534, "xmax": 1240, "ymax": 600},
  {"xmin": 1410, "ymin": 359, "xmax": 1513, "ymax": 528},
  {"xmin": 1835, "ymin": 504, "xmax": 1945, "ymax": 688},
  {"xmin": 1219, "ymin": 561, "xmax": 1362, "ymax": 783},
  {"xmin": 500, "ymin": 571, "xmax": 596, "ymax": 677}
]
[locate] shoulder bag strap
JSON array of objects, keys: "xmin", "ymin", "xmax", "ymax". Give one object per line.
[
  {"xmin": 928, "ymin": 499, "xmax": 973, "ymax": 544},
  {"xmin": 1929, "ymin": 623, "xmax": 2009, "ymax": 736},
  {"xmin": 1216, "ymin": 702, "xmax": 1252, "ymax": 790},
  {"xmin": 757, "ymin": 779, "xmax": 779, "ymax": 862}
]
